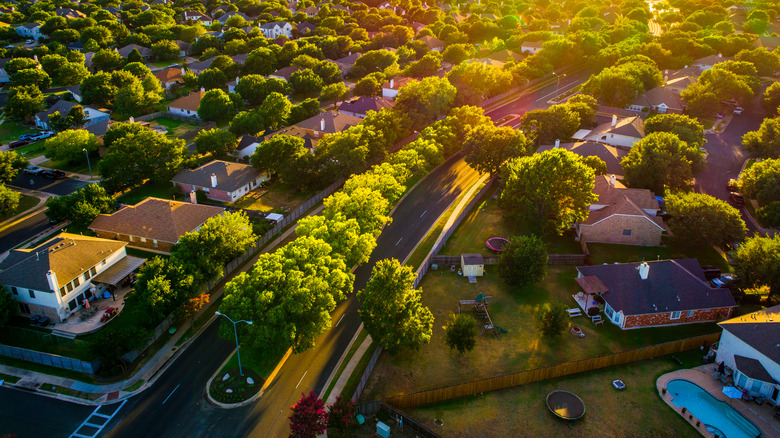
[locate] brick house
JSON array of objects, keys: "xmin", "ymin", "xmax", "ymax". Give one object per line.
[
  {"xmin": 575, "ymin": 175, "xmax": 665, "ymax": 246},
  {"xmin": 0, "ymin": 233, "xmax": 144, "ymax": 322},
  {"xmin": 88, "ymin": 197, "xmax": 225, "ymax": 253},
  {"xmin": 575, "ymin": 259, "xmax": 737, "ymax": 330},
  {"xmin": 152, "ymin": 67, "xmax": 186, "ymax": 89},
  {"xmin": 171, "ymin": 160, "xmax": 267, "ymax": 203},
  {"xmin": 338, "ymin": 96, "xmax": 394, "ymax": 118},
  {"xmin": 167, "ymin": 90, "xmax": 205, "ymax": 119},
  {"xmin": 715, "ymin": 305, "xmax": 780, "ymax": 404},
  {"xmin": 382, "ymin": 77, "xmax": 417, "ymax": 100}
]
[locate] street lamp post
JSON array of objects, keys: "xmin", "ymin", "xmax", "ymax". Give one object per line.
[
  {"xmin": 215, "ymin": 311, "xmax": 253, "ymax": 376},
  {"xmin": 82, "ymin": 148, "xmax": 92, "ymax": 179},
  {"xmin": 552, "ymin": 72, "xmax": 566, "ymax": 92}
]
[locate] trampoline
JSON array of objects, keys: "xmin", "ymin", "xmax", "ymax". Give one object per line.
[
  {"xmin": 546, "ymin": 390, "xmax": 585, "ymax": 420},
  {"xmin": 486, "ymin": 237, "xmax": 509, "ymax": 252}
]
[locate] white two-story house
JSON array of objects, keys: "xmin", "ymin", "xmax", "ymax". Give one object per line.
[{"xmin": 259, "ymin": 21, "xmax": 293, "ymax": 39}]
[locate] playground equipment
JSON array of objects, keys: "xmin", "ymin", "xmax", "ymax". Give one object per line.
[
  {"xmin": 546, "ymin": 390, "xmax": 585, "ymax": 420},
  {"xmin": 458, "ymin": 293, "xmax": 507, "ymax": 339},
  {"xmin": 486, "ymin": 237, "xmax": 510, "ymax": 252}
]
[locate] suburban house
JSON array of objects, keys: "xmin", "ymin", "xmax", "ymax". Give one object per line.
[
  {"xmin": 88, "ymin": 198, "xmax": 225, "ymax": 253},
  {"xmin": 580, "ymin": 115, "xmax": 645, "ymax": 149},
  {"xmin": 338, "ymin": 96, "xmax": 394, "ymax": 118},
  {"xmin": 268, "ymin": 66, "xmax": 301, "ymax": 81},
  {"xmin": 693, "ymin": 53, "xmax": 732, "ymax": 70},
  {"xmin": 218, "ymin": 11, "xmax": 252, "ymax": 25},
  {"xmin": 520, "ymin": 41, "xmax": 544, "ymax": 54},
  {"xmin": 187, "ymin": 56, "xmax": 216, "ymax": 74},
  {"xmin": 575, "ymin": 259, "xmax": 737, "ymax": 330},
  {"xmin": 294, "ymin": 110, "xmax": 362, "ymax": 140},
  {"xmin": 237, "ymin": 125, "xmax": 320, "ymax": 158},
  {"xmin": 55, "ymin": 7, "xmax": 86, "ymax": 18},
  {"xmin": 0, "ymin": 233, "xmax": 144, "ymax": 322},
  {"xmin": 418, "ymin": 35, "xmax": 445, "ymax": 51},
  {"xmin": 259, "ymin": 21, "xmax": 293, "ymax": 38},
  {"xmin": 16, "ymin": 23, "xmax": 44, "ymax": 40},
  {"xmin": 332, "ymin": 52, "xmax": 361, "ymax": 77},
  {"xmin": 754, "ymin": 36, "xmax": 780, "ymax": 50},
  {"xmin": 174, "ymin": 40, "xmax": 191, "ymax": 57},
  {"xmin": 627, "ymin": 75, "xmax": 692, "ymax": 114},
  {"xmin": 576, "ymin": 175, "xmax": 664, "ymax": 246},
  {"xmin": 382, "ymin": 77, "xmax": 417, "ymax": 100},
  {"xmin": 171, "ymin": 160, "xmax": 267, "ymax": 202},
  {"xmin": 0, "ymin": 58, "xmax": 10, "ymax": 83},
  {"xmin": 489, "ymin": 50, "xmax": 524, "ymax": 63},
  {"xmin": 66, "ymin": 84, "xmax": 82, "ymax": 102},
  {"xmin": 475, "ymin": 58, "xmax": 505, "ymax": 68},
  {"xmin": 182, "ymin": 10, "xmax": 213, "ymax": 26},
  {"xmin": 34, "ymin": 100, "xmax": 110, "ymax": 130},
  {"xmin": 536, "ymin": 141, "xmax": 627, "ymax": 176},
  {"xmin": 715, "ymin": 305, "xmax": 780, "ymax": 405},
  {"xmin": 167, "ymin": 90, "xmax": 205, "ymax": 119},
  {"xmin": 153, "ymin": 67, "xmax": 186, "ymax": 89},
  {"xmin": 117, "ymin": 44, "xmax": 153, "ymax": 60},
  {"xmin": 297, "ymin": 22, "xmax": 317, "ymax": 35}
]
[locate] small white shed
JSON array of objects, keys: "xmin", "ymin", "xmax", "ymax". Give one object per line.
[{"xmin": 461, "ymin": 253, "xmax": 484, "ymax": 277}]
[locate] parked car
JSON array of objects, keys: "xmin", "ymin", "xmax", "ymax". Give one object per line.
[
  {"xmin": 41, "ymin": 169, "xmax": 67, "ymax": 179},
  {"xmin": 25, "ymin": 39, "xmax": 33, "ymax": 44},
  {"xmin": 733, "ymin": 107, "xmax": 744, "ymax": 115},
  {"xmin": 711, "ymin": 274, "xmax": 735, "ymax": 288},
  {"xmin": 30, "ymin": 131, "xmax": 54, "ymax": 141},
  {"xmin": 23, "ymin": 165, "xmax": 44, "ymax": 175},
  {"xmin": 727, "ymin": 179, "xmax": 739, "ymax": 192},
  {"xmin": 729, "ymin": 192, "xmax": 745, "ymax": 206},
  {"xmin": 18, "ymin": 133, "xmax": 36, "ymax": 141},
  {"xmin": 8, "ymin": 139, "xmax": 29, "ymax": 149}
]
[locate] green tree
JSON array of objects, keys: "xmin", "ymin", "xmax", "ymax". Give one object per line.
[
  {"xmin": 90, "ymin": 327, "xmax": 147, "ymax": 370},
  {"xmin": 537, "ymin": 303, "xmax": 569, "ymax": 336},
  {"xmin": 5, "ymin": 86, "xmax": 43, "ymax": 122},
  {"xmin": 644, "ymin": 114, "xmax": 705, "ymax": 147},
  {"xmin": 56, "ymin": 63, "xmax": 89, "ymax": 85},
  {"xmin": 737, "ymin": 158, "xmax": 780, "ymax": 205},
  {"xmin": 395, "ymin": 77, "xmax": 456, "ymax": 129},
  {"xmin": 743, "ymin": 116, "xmax": 780, "ymax": 158},
  {"xmin": 99, "ymin": 130, "xmax": 185, "ymax": 192},
  {"xmin": 131, "ymin": 257, "xmax": 195, "ymax": 326},
  {"xmin": 443, "ymin": 312, "xmax": 477, "ymax": 355},
  {"xmin": 151, "ymin": 39, "xmax": 180, "ymax": 61},
  {"xmin": 197, "ymin": 68, "xmax": 227, "ymax": 90},
  {"xmin": 295, "ymin": 214, "xmax": 376, "ymax": 268},
  {"xmin": 320, "ymin": 82, "xmax": 348, "ymax": 107},
  {"xmin": 43, "ymin": 130, "xmax": 100, "ymax": 163},
  {"xmin": 243, "ymin": 47, "xmax": 278, "ymax": 75},
  {"xmin": 234, "ymin": 75, "xmax": 268, "ymax": 106},
  {"xmin": 5, "ymin": 58, "xmax": 38, "ymax": 75},
  {"xmin": 519, "ymin": 104, "xmax": 581, "ymax": 145},
  {"xmin": 757, "ymin": 202, "xmax": 780, "ymax": 227},
  {"xmin": 193, "ymin": 128, "xmax": 238, "ymax": 159},
  {"xmin": 92, "ymin": 49, "xmax": 125, "ymax": 71},
  {"xmin": 665, "ymin": 192, "xmax": 747, "ymax": 248},
  {"xmin": 498, "ymin": 235, "xmax": 548, "ymax": 288},
  {"xmin": 0, "ymin": 184, "xmax": 20, "ymax": 212},
  {"xmin": 582, "ymin": 156, "xmax": 607, "ymax": 175},
  {"xmin": 350, "ymin": 49, "xmax": 399, "ymax": 78},
  {"xmin": 500, "ymin": 149, "xmax": 597, "ymax": 234},
  {"xmin": 762, "ymin": 82, "xmax": 780, "ymax": 115},
  {"xmin": 250, "ymin": 134, "xmax": 307, "ymax": 182},
  {"xmin": 0, "ymin": 285, "xmax": 16, "ymax": 327},
  {"xmin": 357, "ymin": 258, "xmax": 434, "ymax": 353},
  {"xmin": 289, "ymin": 69, "xmax": 324, "ymax": 95},
  {"xmin": 463, "ymin": 125, "xmax": 530, "ymax": 177},
  {"xmin": 127, "ymin": 48, "xmax": 143, "ymax": 63},
  {"xmin": 353, "ymin": 75, "xmax": 383, "ymax": 97},
  {"xmin": 733, "ymin": 235, "xmax": 780, "ymax": 298},
  {"xmin": 198, "ymin": 89, "xmax": 237, "ymax": 122},
  {"xmin": 40, "ymin": 54, "xmax": 68, "ymax": 77},
  {"xmin": 0, "ymin": 151, "xmax": 28, "ymax": 184},
  {"xmin": 258, "ymin": 92, "xmax": 291, "ymax": 129},
  {"xmin": 229, "ymin": 110, "xmax": 265, "ymax": 136},
  {"xmin": 12, "ymin": 69, "xmax": 51, "ymax": 90},
  {"xmin": 123, "ymin": 62, "xmax": 152, "ymax": 78},
  {"xmin": 621, "ymin": 132, "xmax": 706, "ymax": 194},
  {"xmin": 44, "ymin": 183, "xmax": 114, "ymax": 226}
]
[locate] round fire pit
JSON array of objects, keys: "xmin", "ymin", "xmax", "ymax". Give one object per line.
[{"xmin": 546, "ymin": 390, "xmax": 585, "ymax": 420}]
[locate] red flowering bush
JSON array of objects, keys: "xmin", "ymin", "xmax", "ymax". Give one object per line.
[
  {"xmin": 289, "ymin": 391, "xmax": 328, "ymax": 438},
  {"xmin": 328, "ymin": 395, "xmax": 356, "ymax": 431}
]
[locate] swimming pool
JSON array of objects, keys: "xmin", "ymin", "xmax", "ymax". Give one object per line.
[{"xmin": 667, "ymin": 379, "xmax": 762, "ymax": 438}]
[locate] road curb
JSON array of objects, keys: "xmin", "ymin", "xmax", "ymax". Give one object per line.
[{"xmin": 204, "ymin": 346, "xmax": 293, "ymax": 409}]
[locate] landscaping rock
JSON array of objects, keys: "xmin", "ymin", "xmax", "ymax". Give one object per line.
[
  {"xmin": 222, "ymin": 373, "xmax": 230, "ymax": 381},
  {"xmin": 246, "ymin": 377, "xmax": 254, "ymax": 385},
  {"xmin": 226, "ymin": 389, "xmax": 233, "ymax": 393}
]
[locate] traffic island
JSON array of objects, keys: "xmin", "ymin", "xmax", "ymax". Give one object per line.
[{"xmin": 208, "ymin": 367, "xmax": 263, "ymax": 406}]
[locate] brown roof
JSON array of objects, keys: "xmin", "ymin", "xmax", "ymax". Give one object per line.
[
  {"xmin": 382, "ymin": 76, "xmax": 417, "ymax": 90},
  {"xmin": 581, "ymin": 176, "xmax": 663, "ymax": 228},
  {"xmin": 168, "ymin": 90, "xmax": 205, "ymax": 112},
  {"xmin": 417, "ymin": 35, "xmax": 445, "ymax": 49},
  {"xmin": 152, "ymin": 67, "xmax": 184, "ymax": 84},
  {"xmin": 295, "ymin": 110, "xmax": 362, "ymax": 134},
  {"xmin": 587, "ymin": 116, "xmax": 645, "ymax": 139},
  {"xmin": 88, "ymin": 198, "xmax": 224, "ymax": 244},
  {"xmin": 576, "ymin": 275, "xmax": 609, "ymax": 294},
  {"xmin": 536, "ymin": 142, "xmax": 627, "ymax": 176},
  {"xmin": 171, "ymin": 160, "xmax": 263, "ymax": 192}
]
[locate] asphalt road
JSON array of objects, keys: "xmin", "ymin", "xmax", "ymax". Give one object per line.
[
  {"xmin": 103, "ymin": 156, "xmax": 482, "ymax": 437},
  {"xmin": 0, "ymin": 209, "xmax": 51, "ymax": 253},
  {"xmin": 11, "ymin": 173, "xmax": 88, "ymax": 196},
  {"xmin": 0, "ymin": 386, "xmax": 95, "ymax": 438}
]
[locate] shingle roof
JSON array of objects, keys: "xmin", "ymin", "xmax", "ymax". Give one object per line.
[
  {"xmin": 35, "ymin": 100, "xmax": 77, "ymax": 124},
  {"xmin": 576, "ymin": 259, "xmax": 737, "ymax": 316},
  {"xmin": 631, "ymin": 85, "xmax": 685, "ymax": 110},
  {"xmin": 258, "ymin": 125, "xmax": 319, "ymax": 150},
  {"xmin": 581, "ymin": 175, "xmax": 663, "ymax": 228},
  {"xmin": 187, "ymin": 56, "xmax": 216, "ymax": 73},
  {"xmin": 733, "ymin": 355, "xmax": 775, "ymax": 382},
  {"xmin": 269, "ymin": 65, "xmax": 301, "ymax": 80},
  {"xmin": 576, "ymin": 275, "xmax": 609, "ymax": 294},
  {"xmin": 382, "ymin": 76, "xmax": 417, "ymax": 90},
  {"xmin": 171, "ymin": 160, "xmax": 263, "ymax": 192},
  {"xmin": 295, "ymin": 110, "xmax": 361, "ymax": 134},
  {"xmin": 118, "ymin": 44, "xmax": 153, "ymax": 59},
  {"xmin": 153, "ymin": 67, "xmax": 185, "ymax": 84},
  {"xmin": 694, "ymin": 54, "xmax": 732, "ymax": 67},
  {"xmin": 587, "ymin": 116, "xmax": 645, "ymax": 139},
  {"xmin": 89, "ymin": 197, "xmax": 224, "ymax": 244},
  {"xmin": 0, "ymin": 233, "xmax": 127, "ymax": 292},
  {"xmin": 168, "ymin": 90, "xmax": 205, "ymax": 112},
  {"xmin": 338, "ymin": 96, "xmax": 394, "ymax": 116},
  {"xmin": 417, "ymin": 35, "xmax": 444, "ymax": 49},
  {"xmin": 537, "ymin": 142, "xmax": 627, "ymax": 176},
  {"xmin": 461, "ymin": 253, "xmax": 483, "ymax": 265},
  {"xmin": 719, "ymin": 304, "xmax": 780, "ymax": 365}
]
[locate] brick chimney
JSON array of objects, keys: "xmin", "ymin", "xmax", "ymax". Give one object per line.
[
  {"xmin": 390, "ymin": 78, "xmax": 394, "ymax": 89},
  {"xmin": 554, "ymin": 139, "xmax": 560, "ymax": 148}
]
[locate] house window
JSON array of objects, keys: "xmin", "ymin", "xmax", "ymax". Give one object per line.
[
  {"xmin": 604, "ymin": 305, "xmax": 614, "ymax": 318},
  {"xmin": 19, "ymin": 303, "xmax": 30, "ymax": 314},
  {"xmin": 73, "ymin": 277, "xmax": 80, "ymax": 287},
  {"xmin": 751, "ymin": 380, "xmax": 762, "ymax": 394},
  {"xmin": 686, "ymin": 310, "xmax": 694, "ymax": 317},
  {"xmin": 152, "ymin": 239, "xmax": 158, "ymax": 248},
  {"xmin": 90, "ymin": 266, "xmax": 97, "ymax": 276},
  {"xmin": 622, "ymin": 229, "xmax": 632, "ymax": 236},
  {"xmin": 11, "ymin": 287, "xmax": 18, "ymax": 295},
  {"xmin": 68, "ymin": 298, "xmax": 77, "ymax": 311},
  {"xmin": 140, "ymin": 237, "xmax": 147, "ymax": 243},
  {"xmin": 59, "ymin": 287, "xmax": 66, "ymax": 297},
  {"xmin": 67, "ymin": 282, "xmax": 74, "ymax": 292},
  {"xmin": 671, "ymin": 311, "xmax": 681, "ymax": 320},
  {"xmin": 84, "ymin": 270, "xmax": 91, "ymax": 281},
  {"xmin": 28, "ymin": 289, "xmax": 35, "ymax": 298},
  {"xmin": 737, "ymin": 371, "xmax": 747, "ymax": 389},
  {"xmin": 102, "ymin": 259, "xmax": 106, "ymax": 266}
]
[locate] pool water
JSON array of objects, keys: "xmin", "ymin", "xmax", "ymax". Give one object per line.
[{"xmin": 667, "ymin": 380, "xmax": 762, "ymax": 438}]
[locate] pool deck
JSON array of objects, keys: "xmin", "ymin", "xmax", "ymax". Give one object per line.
[{"xmin": 657, "ymin": 366, "xmax": 780, "ymax": 438}]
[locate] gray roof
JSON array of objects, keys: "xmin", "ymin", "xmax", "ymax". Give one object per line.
[
  {"xmin": 295, "ymin": 110, "xmax": 361, "ymax": 134},
  {"xmin": 733, "ymin": 355, "xmax": 775, "ymax": 383},
  {"xmin": 86, "ymin": 119, "xmax": 110, "ymax": 137},
  {"xmin": 188, "ymin": 56, "xmax": 216, "ymax": 73},
  {"xmin": 35, "ymin": 99, "xmax": 77, "ymax": 124},
  {"xmin": 536, "ymin": 142, "xmax": 627, "ymax": 176},
  {"xmin": 338, "ymin": 96, "xmax": 394, "ymax": 116},
  {"xmin": 260, "ymin": 126, "xmax": 319, "ymax": 150},
  {"xmin": 588, "ymin": 116, "xmax": 645, "ymax": 139},
  {"xmin": 576, "ymin": 259, "xmax": 736, "ymax": 316},
  {"xmin": 118, "ymin": 44, "xmax": 153, "ymax": 59},
  {"xmin": 461, "ymin": 253, "xmax": 484, "ymax": 265},
  {"xmin": 719, "ymin": 304, "xmax": 780, "ymax": 366},
  {"xmin": 171, "ymin": 160, "xmax": 262, "ymax": 192}
]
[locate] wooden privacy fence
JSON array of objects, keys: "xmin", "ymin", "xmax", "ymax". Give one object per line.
[{"xmin": 383, "ymin": 333, "xmax": 721, "ymax": 410}]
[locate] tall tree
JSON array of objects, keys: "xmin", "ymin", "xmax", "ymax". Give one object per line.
[
  {"xmin": 665, "ymin": 192, "xmax": 747, "ymax": 248},
  {"xmin": 644, "ymin": 114, "xmax": 705, "ymax": 147},
  {"xmin": 198, "ymin": 89, "xmax": 237, "ymax": 122},
  {"xmin": 193, "ymin": 128, "xmax": 238, "ymax": 159},
  {"xmin": 394, "ymin": 77, "xmax": 456, "ymax": 129},
  {"xmin": 463, "ymin": 125, "xmax": 530, "ymax": 177},
  {"xmin": 738, "ymin": 158, "xmax": 780, "ymax": 205},
  {"xmin": 443, "ymin": 312, "xmax": 477, "ymax": 355},
  {"xmin": 498, "ymin": 235, "xmax": 548, "ymax": 288},
  {"xmin": 99, "ymin": 130, "xmax": 186, "ymax": 192},
  {"xmin": 43, "ymin": 130, "xmax": 100, "ymax": 163},
  {"xmin": 519, "ymin": 104, "xmax": 582, "ymax": 145},
  {"xmin": 742, "ymin": 116, "xmax": 780, "ymax": 158},
  {"xmin": 250, "ymin": 134, "xmax": 308, "ymax": 183},
  {"xmin": 733, "ymin": 235, "xmax": 780, "ymax": 298},
  {"xmin": 45, "ymin": 183, "xmax": 114, "ymax": 226},
  {"xmin": 621, "ymin": 132, "xmax": 706, "ymax": 194},
  {"xmin": 357, "ymin": 258, "xmax": 434, "ymax": 353},
  {"xmin": 6, "ymin": 85, "xmax": 43, "ymax": 122},
  {"xmin": 0, "ymin": 150, "xmax": 29, "ymax": 184}
]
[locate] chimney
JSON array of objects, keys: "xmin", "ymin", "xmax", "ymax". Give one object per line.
[
  {"xmin": 611, "ymin": 114, "xmax": 617, "ymax": 127},
  {"xmin": 320, "ymin": 118, "xmax": 325, "ymax": 131},
  {"xmin": 34, "ymin": 54, "xmax": 38, "ymax": 62},
  {"xmin": 200, "ymin": 87, "xmax": 205, "ymax": 92},
  {"xmin": 637, "ymin": 262, "xmax": 649, "ymax": 280},
  {"xmin": 235, "ymin": 76, "xmax": 240, "ymax": 84},
  {"xmin": 211, "ymin": 173, "xmax": 217, "ymax": 187},
  {"xmin": 554, "ymin": 139, "xmax": 560, "ymax": 148},
  {"xmin": 129, "ymin": 116, "xmax": 134, "ymax": 123},
  {"xmin": 181, "ymin": 67, "xmax": 186, "ymax": 76},
  {"xmin": 390, "ymin": 78, "xmax": 394, "ymax": 89},
  {"xmin": 610, "ymin": 174, "xmax": 616, "ymax": 186},
  {"xmin": 189, "ymin": 190, "xmax": 197, "ymax": 204},
  {"xmin": 718, "ymin": 53, "xmax": 722, "ymax": 58},
  {"xmin": 46, "ymin": 270, "xmax": 58, "ymax": 292}
]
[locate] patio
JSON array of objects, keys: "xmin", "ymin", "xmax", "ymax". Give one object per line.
[
  {"xmin": 657, "ymin": 367, "xmax": 780, "ymax": 438},
  {"xmin": 51, "ymin": 286, "xmax": 132, "ymax": 337}
]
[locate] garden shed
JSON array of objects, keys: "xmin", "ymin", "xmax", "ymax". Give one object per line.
[{"xmin": 461, "ymin": 253, "xmax": 484, "ymax": 277}]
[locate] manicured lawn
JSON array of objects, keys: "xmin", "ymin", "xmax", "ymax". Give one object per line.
[
  {"xmin": 13, "ymin": 140, "xmax": 46, "ymax": 158},
  {"xmin": 0, "ymin": 119, "xmax": 35, "ymax": 144},
  {"xmin": 0, "ymin": 372, "xmax": 21, "ymax": 384},
  {"xmin": 150, "ymin": 60, "xmax": 181, "ymax": 68},
  {"xmin": 587, "ymin": 236, "xmax": 732, "ymax": 273},
  {"xmin": 219, "ymin": 344, "xmax": 287, "ymax": 381},
  {"xmin": 406, "ymin": 350, "xmax": 703, "ymax": 438},
  {"xmin": 117, "ymin": 181, "xmax": 181, "ymax": 205},
  {"xmin": 127, "ymin": 247, "xmax": 169, "ymax": 260},
  {"xmin": 77, "ymin": 299, "xmax": 157, "ymax": 345},
  {"xmin": 41, "ymin": 156, "xmax": 99, "ymax": 176},
  {"xmin": 0, "ymin": 325, "xmax": 95, "ymax": 361},
  {"xmin": 231, "ymin": 181, "xmax": 314, "ymax": 214},
  {"xmin": 0, "ymin": 193, "xmax": 40, "ymax": 222},
  {"xmin": 149, "ymin": 117, "xmax": 200, "ymax": 139},
  {"xmin": 122, "ymin": 379, "xmax": 145, "ymax": 392},
  {"xmin": 360, "ymin": 266, "xmax": 721, "ymax": 401}
]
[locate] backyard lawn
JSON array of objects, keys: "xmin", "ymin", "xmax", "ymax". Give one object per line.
[
  {"xmin": 0, "ymin": 119, "xmax": 36, "ymax": 144},
  {"xmin": 13, "ymin": 140, "xmax": 46, "ymax": 158},
  {"xmin": 231, "ymin": 181, "xmax": 314, "ymax": 213},
  {"xmin": 41, "ymin": 155, "xmax": 99, "ymax": 177},
  {"xmin": 149, "ymin": 117, "xmax": 200, "ymax": 139},
  {"xmin": 406, "ymin": 350, "xmax": 703, "ymax": 438},
  {"xmin": 359, "ymin": 266, "xmax": 721, "ymax": 401},
  {"xmin": 0, "ymin": 194, "xmax": 40, "ymax": 222},
  {"xmin": 117, "ymin": 181, "xmax": 181, "ymax": 205}
]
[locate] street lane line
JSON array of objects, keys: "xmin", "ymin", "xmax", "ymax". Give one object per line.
[
  {"xmin": 295, "ymin": 371, "xmax": 308, "ymax": 389},
  {"xmin": 335, "ymin": 314, "xmax": 345, "ymax": 327},
  {"xmin": 535, "ymin": 80, "xmax": 580, "ymax": 102},
  {"xmin": 420, "ymin": 210, "xmax": 427, "ymax": 218},
  {"xmin": 162, "ymin": 384, "xmax": 180, "ymax": 405},
  {"xmin": 395, "ymin": 238, "xmax": 403, "ymax": 246},
  {"xmin": 441, "ymin": 190, "xmax": 447, "ymax": 196}
]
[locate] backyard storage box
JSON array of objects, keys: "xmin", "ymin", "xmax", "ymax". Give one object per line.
[{"xmin": 461, "ymin": 253, "xmax": 484, "ymax": 277}]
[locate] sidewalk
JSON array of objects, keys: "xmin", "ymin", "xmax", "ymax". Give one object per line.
[
  {"xmin": 325, "ymin": 334, "xmax": 373, "ymax": 405},
  {"xmin": 0, "ymin": 205, "xmax": 321, "ymax": 405}
]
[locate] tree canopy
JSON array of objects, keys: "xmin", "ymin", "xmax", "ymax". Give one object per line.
[{"xmin": 621, "ymin": 132, "xmax": 706, "ymax": 194}]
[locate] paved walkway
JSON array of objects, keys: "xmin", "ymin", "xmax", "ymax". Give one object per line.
[
  {"xmin": 657, "ymin": 366, "xmax": 780, "ymax": 438},
  {"xmin": 325, "ymin": 334, "xmax": 373, "ymax": 405}
]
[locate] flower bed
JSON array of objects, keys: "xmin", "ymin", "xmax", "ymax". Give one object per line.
[{"xmin": 209, "ymin": 366, "xmax": 263, "ymax": 404}]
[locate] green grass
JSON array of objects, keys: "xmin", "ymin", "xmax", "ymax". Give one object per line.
[
  {"xmin": 340, "ymin": 341, "xmax": 378, "ymax": 400},
  {"xmin": 322, "ymin": 328, "xmax": 369, "ymax": 401},
  {"xmin": 77, "ymin": 299, "xmax": 156, "ymax": 345},
  {"xmin": 0, "ymin": 355, "xmax": 96, "ymax": 383},
  {"xmin": 117, "ymin": 181, "xmax": 181, "ymax": 205},
  {"xmin": 0, "ymin": 119, "xmax": 35, "ymax": 143},
  {"xmin": 150, "ymin": 60, "xmax": 181, "ymax": 68},
  {"xmin": 230, "ymin": 181, "xmax": 314, "ymax": 213},
  {"xmin": 122, "ymin": 379, "xmax": 145, "ymax": 392},
  {"xmin": 37, "ymin": 383, "xmax": 101, "ymax": 400},
  {"xmin": 14, "ymin": 141, "xmax": 46, "ymax": 158},
  {"xmin": 0, "ymin": 325, "xmax": 95, "ymax": 361},
  {"xmin": 587, "ymin": 236, "xmax": 732, "ymax": 272},
  {"xmin": 0, "ymin": 372, "xmax": 21, "ymax": 384},
  {"xmin": 0, "ymin": 194, "xmax": 40, "ymax": 222},
  {"xmin": 149, "ymin": 117, "xmax": 200, "ymax": 139},
  {"xmin": 699, "ymin": 118, "xmax": 715, "ymax": 130},
  {"xmin": 406, "ymin": 350, "xmax": 703, "ymax": 438},
  {"xmin": 41, "ymin": 155, "xmax": 99, "ymax": 176},
  {"xmin": 218, "ymin": 344, "xmax": 286, "ymax": 381}
]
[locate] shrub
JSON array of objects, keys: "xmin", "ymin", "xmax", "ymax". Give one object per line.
[{"xmin": 537, "ymin": 303, "xmax": 569, "ymax": 336}]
